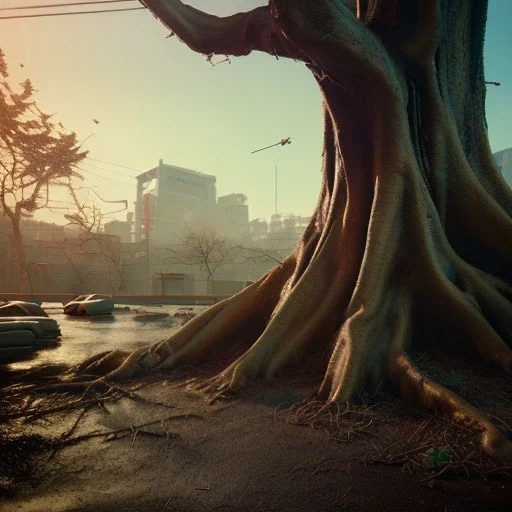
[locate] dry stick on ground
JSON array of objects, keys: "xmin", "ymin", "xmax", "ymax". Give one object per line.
[
  {"xmin": 285, "ymin": 393, "xmax": 399, "ymax": 443},
  {"xmin": 61, "ymin": 405, "xmax": 91, "ymax": 440},
  {"xmin": 0, "ymin": 396, "xmax": 112, "ymax": 423},
  {"xmin": 0, "ymin": 376, "xmax": 175, "ymax": 424},
  {"xmin": 20, "ymin": 0, "xmax": 512, "ymax": 464},
  {"xmin": 364, "ymin": 415, "xmax": 512, "ymax": 480},
  {"xmin": 104, "ymin": 382, "xmax": 177, "ymax": 410},
  {"xmin": 47, "ymin": 405, "xmax": 93, "ymax": 460},
  {"xmin": 58, "ymin": 412, "xmax": 205, "ymax": 448}
]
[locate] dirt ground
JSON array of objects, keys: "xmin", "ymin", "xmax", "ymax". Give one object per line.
[{"xmin": 2, "ymin": 378, "xmax": 512, "ymax": 512}]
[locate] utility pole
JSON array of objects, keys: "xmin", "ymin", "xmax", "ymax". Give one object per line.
[
  {"xmin": 250, "ymin": 136, "xmax": 291, "ymax": 218},
  {"xmin": 275, "ymin": 165, "xmax": 278, "ymax": 214},
  {"xmin": 146, "ymin": 237, "xmax": 150, "ymax": 295}
]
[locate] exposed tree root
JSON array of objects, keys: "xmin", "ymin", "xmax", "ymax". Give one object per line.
[
  {"xmin": 391, "ymin": 353, "xmax": 512, "ymax": 462},
  {"xmin": 62, "ymin": 254, "xmax": 298, "ymax": 386}
]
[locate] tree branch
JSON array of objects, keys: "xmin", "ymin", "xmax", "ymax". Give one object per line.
[
  {"xmin": 140, "ymin": 1, "xmax": 304, "ymax": 60},
  {"xmin": 0, "ymin": 173, "xmax": 14, "ymax": 220}
]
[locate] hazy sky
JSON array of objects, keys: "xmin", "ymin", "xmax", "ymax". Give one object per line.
[{"xmin": 1, "ymin": 0, "xmax": 511, "ymax": 225}]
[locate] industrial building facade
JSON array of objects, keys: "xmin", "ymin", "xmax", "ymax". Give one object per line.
[{"xmin": 134, "ymin": 160, "xmax": 217, "ymax": 244}]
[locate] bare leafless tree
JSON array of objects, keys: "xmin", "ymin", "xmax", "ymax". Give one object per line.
[
  {"xmin": 62, "ymin": 203, "xmax": 126, "ymax": 295},
  {"xmin": 166, "ymin": 226, "xmax": 241, "ymax": 293}
]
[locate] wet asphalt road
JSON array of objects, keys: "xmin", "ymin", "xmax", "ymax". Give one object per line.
[{"xmin": 7, "ymin": 304, "xmax": 206, "ymax": 371}]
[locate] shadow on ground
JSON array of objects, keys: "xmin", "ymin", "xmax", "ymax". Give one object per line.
[{"xmin": 2, "ymin": 373, "xmax": 511, "ymax": 512}]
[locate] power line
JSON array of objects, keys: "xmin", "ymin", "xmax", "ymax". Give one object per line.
[
  {"xmin": 86, "ymin": 157, "xmax": 141, "ymax": 173},
  {"xmin": 84, "ymin": 160, "xmax": 137, "ymax": 178},
  {"xmin": 0, "ymin": 6, "xmax": 145, "ymax": 20},
  {"xmin": 77, "ymin": 166, "xmax": 134, "ymax": 185},
  {"xmin": 49, "ymin": 191, "xmax": 128, "ymax": 213},
  {"xmin": 0, "ymin": 0, "xmax": 138, "ymax": 11},
  {"xmin": 80, "ymin": 168, "xmax": 133, "ymax": 185},
  {"xmin": 48, "ymin": 199, "xmax": 75, "ymax": 205},
  {"xmin": 85, "ymin": 159, "xmax": 139, "ymax": 176}
]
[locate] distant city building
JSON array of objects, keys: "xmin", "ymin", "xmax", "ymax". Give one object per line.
[
  {"xmin": 249, "ymin": 218, "xmax": 268, "ymax": 242},
  {"xmin": 0, "ymin": 217, "xmax": 68, "ymax": 242},
  {"xmin": 217, "ymin": 193, "xmax": 250, "ymax": 242},
  {"xmin": 493, "ymin": 147, "xmax": 512, "ymax": 188},
  {"xmin": 254, "ymin": 213, "xmax": 310, "ymax": 254},
  {"xmin": 134, "ymin": 159, "xmax": 217, "ymax": 244},
  {"xmin": 131, "ymin": 159, "xmax": 317, "ymax": 281},
  {"xmin": 62, "ymin": 223, "xmax": 83, "ymax": 239},
  {"xmin": 104, "ymin": 219, "xmax": 131, "ymax": 243}
]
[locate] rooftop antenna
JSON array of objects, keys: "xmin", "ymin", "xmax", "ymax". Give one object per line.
[
  {"xmin": 251, "ymin": 137, "xmax": 291, "ymax": 218},
  {"xmin": 275, "ymin": 165, "xmax": 278, "ymax": 214}
]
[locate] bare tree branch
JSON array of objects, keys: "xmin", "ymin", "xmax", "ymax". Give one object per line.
[
  {"xmin": 62, "ymin": 204, "xmax": 125, "ymax": 294},
  {"xmin": 236, "ymin": 244, "xmax": 283, "ymax": 266},
  {"xmin": 165, "ymin": 226, "xmax": 242, "ymax": 289}
]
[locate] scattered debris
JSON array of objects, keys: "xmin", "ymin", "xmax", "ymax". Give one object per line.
[
  {"xmin": 133, "ymin": 312, "xmax": 171, "ymax": 323},
  {"xmin": 173, "ymin": 308, "xmax": 196, "ymax": 324}
]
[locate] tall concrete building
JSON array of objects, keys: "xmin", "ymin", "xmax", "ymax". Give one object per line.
[
  {"xmin": 134, "ymin": 160, "xmax": 217, "ymax": 244},
  {"xmin": 494, "ymin": 147, "xmax": 512, "ymax": 188}
]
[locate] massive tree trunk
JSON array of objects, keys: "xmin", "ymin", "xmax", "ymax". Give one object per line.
[{"xmin": 82, "ymin": 0, "xmax": 512, "ymax": 459}]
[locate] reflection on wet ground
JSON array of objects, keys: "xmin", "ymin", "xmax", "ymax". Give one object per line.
[{"xmin": 7, "ymin": 304, "xmax": 206, "ymax": 371}]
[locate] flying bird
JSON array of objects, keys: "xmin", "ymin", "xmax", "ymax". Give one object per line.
[
  {"xmin": 19, "ymin": 63, "xmax": 24, "ymax": 68},
  {"xmin": 251, "ymin": 137, "xmax": 292, "ymax": 154},
  {"xmin": 93, "ymin": 119, "xmax": 100, "ymax": 124}
]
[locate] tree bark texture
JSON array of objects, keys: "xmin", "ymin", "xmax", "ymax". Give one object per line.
[{"xmin": 80, "ymin": 0, "xmax": 512, "ymax": 460}]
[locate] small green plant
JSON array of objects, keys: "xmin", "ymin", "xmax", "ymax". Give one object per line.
[{"xmin": 424, "ymin": 446, "xmax": 452, "ymax": 469}]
